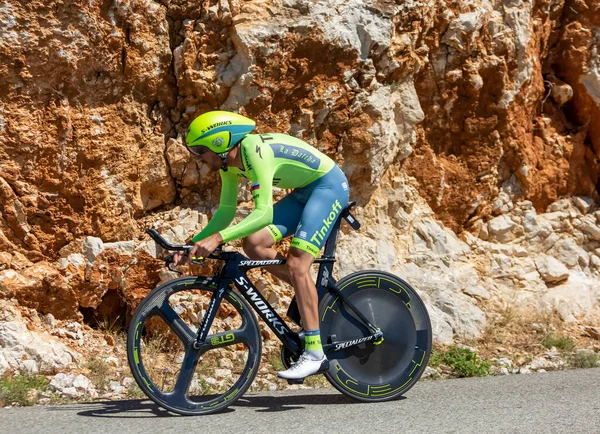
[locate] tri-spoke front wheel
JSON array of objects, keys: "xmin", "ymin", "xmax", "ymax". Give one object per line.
[{"xmin": 127, "ymin": 277, "xmax": 261, "ymax": 415}]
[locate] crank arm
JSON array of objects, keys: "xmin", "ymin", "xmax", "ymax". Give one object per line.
[{"xmin": 323, "ymin": 330, "xmax": 384, "ymax": 354}]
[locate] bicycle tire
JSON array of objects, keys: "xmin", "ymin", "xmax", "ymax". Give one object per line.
[
  {"xmin": 127, "ymin": 276, "xmax": 261, "ymax": 415},
  {"xmin": 319, "ymin": 270, "xmax": 432, "ymax": 402}
]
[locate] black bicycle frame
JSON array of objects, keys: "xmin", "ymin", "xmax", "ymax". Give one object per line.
[
  {"xmin": 147, "ymin": 202, "xmax": 381, "ymax": 359},
  {"xmin": 189, "ymin": 202, "xmax": 382, "ymax": 359}
]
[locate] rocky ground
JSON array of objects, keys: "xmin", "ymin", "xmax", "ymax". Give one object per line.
[
  {"xmin": 1, "ymin": 293, "xmax": 599, "ymax": 408},
  {"xmin": 1, "ymin": 0, "xmax": 600, "ymax": 410}
]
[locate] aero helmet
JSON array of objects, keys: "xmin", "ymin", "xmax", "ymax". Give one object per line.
[{"xmin": 186, "ymin": 111, "xmax": 256, "ymax": 155}]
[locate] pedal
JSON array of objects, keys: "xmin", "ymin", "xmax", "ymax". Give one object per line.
[{"xmin": 287, "ymin": 378, "xmax": 304, "ymax": 385}]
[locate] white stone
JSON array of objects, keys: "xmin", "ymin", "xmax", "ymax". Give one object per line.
[
  {"xmin": 540, "ymin": 275, "xmax": 599, "ymax": 322},
  {"xmin": 463, "ymin": 284, "xmax": 491, "ymax": 300},
  {"xmin": 529, "ymin": 357, "xmax": 549, "ymax": 370},
  {"xmin": 105, "ymin": 356, "xmax": 119, "ymax": 367},
  {"xmin": 488, "ymin": 215, "xmax": 520, "ymax": 243},
  {"xmin": 109, "ymin": 381, "xmax": 123, "ymax": 394},
  {"xmin": 49, "ymin": 373, "xmax": 75, "ymax": 391},
  {"xmin": 218, "ymin": 358, "xmax": 234, "ymax": 369},
  {"xmin": 103, "ymin": 241, "xmax": 135, "ymax": 255},
  {"xmin": 0, "ymin": 314, "xmax": 76, "ymax": 375},
  {"xmin": 579, "ymin": 49, "xmax": 600, "ymax": 107},
  {"xmin": 204, "ymin": 377, "xmax": 217, "ymax": 386},
  {"xmin": 43, "ymin": 314, "xmax": 57, "ymax": 329},
  {"xmin": 19, "ymin": 359, "xmax": 39, "ymax": 374},
  {"xmin": 522, "ymin": 210, "xmax": 539, "ymax": 232},
  {"xmin": 573, "ymin": 197, "xmax": 594, "ymax": 214},
  {"xmin": 430, "ymin": 288, "xmax": 486, "ymax": 339},
  {"xmin": 548, "ymin": 238, "xmax": 588, "ymax": 268},
  {"xmin": 61, "ymin": 387, "xmax": 82, "ymax": 398},
  {"xmin": 65, "ymin": 322, "xmax": 81, "ymax": 333},
  {"xmin": 121, "ymin": 377, "xmax": 134, "ymax": 388},
  {"xmin": 534, "ymin": 255, "xmax": 569, "ymax": 284},
  {"xmin": 82, "ymin": 236, "xmax": 104, "ymax": 263},
  {"xmin": 136, "ymin": 240, "xmax": 159, "ymax": 258},
  {"xmin": 495, "ymin": 358, "xmax": 513, "ymax": 368},
  {"xmin": 546, "ymin": 199, "xmax": 572, "ymax": 212},
  {"xmin": 551, "ymin": 82, "xmax": 573, "ymax": 106},
  {"xmin": 577, "ymin": 216, "xmax": 600, "ymax": 241},
  {"xmin": 73, "ymin": 374, "xmax": 91, "ymax": 390},
  {"xmin": 442, "ymin": 10, "xmax": 486, "ymax": 51},
  {"xmin": 426, "ymin": 304, "xmax": 454, "ymax": 345},
  {"xmin": 411, "ymin": 219, "xmax": 469, "ymax": 258},
  {"xmin": 421, "ymin": 366, "xmax": 439, "ymax": 378},
  {"xmin": 57, "ymin": 253, "xmax": 86, "ymax": 270},
  {"xmin": 361, "ymin": 83, "xmax": 423, "ymax": 183},
  {"xmin": 214, "ymin": 369, "xmax": 232, "ymax": 378}
]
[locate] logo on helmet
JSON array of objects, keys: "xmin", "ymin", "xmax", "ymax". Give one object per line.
[{"xmin": 212, "ymin": 137, "xmax": 225, "ymax": 148}]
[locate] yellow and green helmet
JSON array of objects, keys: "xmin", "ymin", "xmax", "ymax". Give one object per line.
[{"xmin": 185, "ymin": 111, "xmax": 256, "ymax": 155}]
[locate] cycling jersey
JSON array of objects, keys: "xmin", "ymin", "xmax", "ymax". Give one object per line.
[{"xmin": 191, "ymin": 133, "xmax": 349, "ymax": 257}]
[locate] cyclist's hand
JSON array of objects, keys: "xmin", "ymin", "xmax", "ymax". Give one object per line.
[{"xmin": 189, "ymin": 233, "xmax": 223, "ymax": 261}]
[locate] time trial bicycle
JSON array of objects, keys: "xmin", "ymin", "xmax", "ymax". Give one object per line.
[{"xmin": 127, "ymin": 202, "xmax": 432, "ymax": 415}]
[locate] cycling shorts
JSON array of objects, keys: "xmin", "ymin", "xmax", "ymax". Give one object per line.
[{"xmin": 266, "ymin": 166, "xmax": 349, "ymax": 257}]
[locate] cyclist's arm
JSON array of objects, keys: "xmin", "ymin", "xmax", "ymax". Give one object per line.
[
  {"xmin": 219, "ymin": 145, "xmax": 274, "ymax": 243},
  {"xmin": 191, "ymin": 170, "xmax": 238, "ymax": 243}
]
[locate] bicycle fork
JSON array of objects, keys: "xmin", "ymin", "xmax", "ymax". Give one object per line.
[{"xmin": 192, "ymin": 285, "xmax": 227, "ymax": 350}]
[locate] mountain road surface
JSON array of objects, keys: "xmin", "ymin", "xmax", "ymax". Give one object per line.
[{"xmin": 1, "ymin": 368, "xmax": 599, "ymax": 433}]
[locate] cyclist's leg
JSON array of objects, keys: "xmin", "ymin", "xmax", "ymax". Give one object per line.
[
  {"xmin": 242, "ymin": 190, "xmax": 304, "ymax": 284},
  {"xmin": 286, "ymin": 175, "xmax": 348, "ymax": 330},
  {"xmin": 278, "ymin": 168, "xmax": 349, "ymax": 380},
  {"xmin": 286, "ymin": 246, "xmax": 319, "ymax": 330}
]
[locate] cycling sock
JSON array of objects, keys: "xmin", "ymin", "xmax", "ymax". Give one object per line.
[{"xmin": 304, "ymin": 329, "xmax": 324, "ymax": 360}]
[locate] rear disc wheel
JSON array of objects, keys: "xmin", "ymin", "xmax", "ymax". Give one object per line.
[{"xmin": 320, "ymin": 271, "xmax": 432, "ymax": 402}]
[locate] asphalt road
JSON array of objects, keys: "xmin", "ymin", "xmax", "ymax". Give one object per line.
[{"xmin": 2, "ymin": 368, "xmax": 599, "ymax": 434}]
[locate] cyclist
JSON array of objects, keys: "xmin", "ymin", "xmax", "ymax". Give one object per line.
[{"xmin": 173, "ymin": 110, "xmax": 349, "ymax": 380}]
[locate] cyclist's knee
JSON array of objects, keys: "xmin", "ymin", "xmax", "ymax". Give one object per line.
[
  {"xmin": 242, "ymin": 232, "xmax": 273, "ymax": 259},
  {"xmin": 242, "ymin": 237, "xmax": 260, "ymax": 259},
  {"xmin": 286, "ymin": 250, "xmax": 313, "ymax": 279}
]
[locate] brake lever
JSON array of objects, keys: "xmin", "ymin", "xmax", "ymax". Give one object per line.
[{"xmin": 164, "ymin": 253, "xmax": 182, "ymax": 275}]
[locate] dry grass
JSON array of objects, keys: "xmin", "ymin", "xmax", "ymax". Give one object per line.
[
  {"xmin": 475, "ymin": 303, "xmax": 600, "ymax": 370},
  {"xmin": 85, "ymin": 354, "xmax": 115, "ymax": 391}
]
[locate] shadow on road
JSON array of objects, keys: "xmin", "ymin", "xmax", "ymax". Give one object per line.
[
  {"xmin": 63, "ymin": 391, "xmax": 389, "ymax": 418},
  {"xmin": 234, "ymin": 392, "xmax": 368, "ymax": 413}
]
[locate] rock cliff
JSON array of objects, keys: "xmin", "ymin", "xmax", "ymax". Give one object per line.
[{"xmin": 1, "ymin": 0, "xmax": 599, "ymax": 376}]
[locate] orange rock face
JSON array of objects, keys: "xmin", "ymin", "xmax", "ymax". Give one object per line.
[
  {"xmin": 404, "ymin": 0, "xmax": 600, "ymax": 231},
  {"xmin": 0, "ymin": 0, "xmax": 598, "ymax": 322}
]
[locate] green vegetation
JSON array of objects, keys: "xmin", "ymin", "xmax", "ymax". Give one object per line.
[
  {"xmin": 0, "ymin": 374, "xmax": 49, "ymax": 407},
  {"xmin": 569, "ymin": 351, "xmax": 599, "ymax": 369},
  {"xmin": 429, "ymin": 346, "xmax": 491, "ymax": 377},
  {"xmin": 541, "ymin": 334, "xmax": 575, "ymax": 352}
]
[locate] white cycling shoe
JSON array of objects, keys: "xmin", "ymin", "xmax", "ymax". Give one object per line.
[{"xmin": 277, "ymin": 352, "xmax": 329, "ymax": 380}]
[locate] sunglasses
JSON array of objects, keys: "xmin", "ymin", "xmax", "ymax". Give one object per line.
[{"xmin": 187, "ymin": 145, "xmax": 210, "ymax": 156}]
